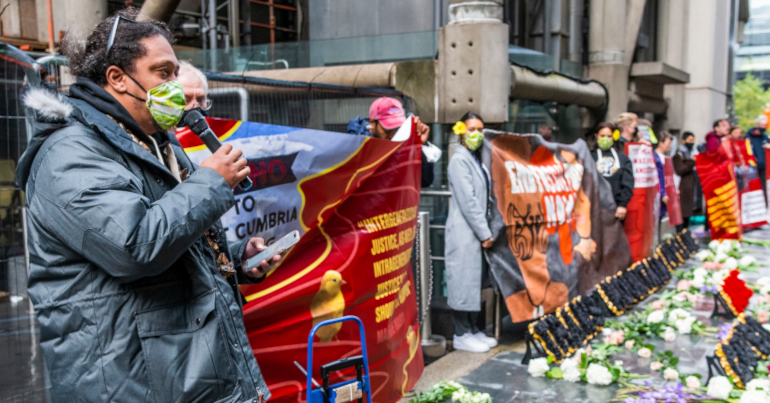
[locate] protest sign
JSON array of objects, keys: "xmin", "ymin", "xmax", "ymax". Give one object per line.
[
  {"xmin": 623, "ymin": 143, "xmax": 659, "ymax": 262},
  {"xmin": 482, "ymin": 132, "xmax": 632, "ymax": 323},
  {"xmin": 177, "ymin": 117, "xmax": 423, "ymax": 403},
  {"xmin": 664, "ymin": 157, "xmax": 682, "ymax": 226}
]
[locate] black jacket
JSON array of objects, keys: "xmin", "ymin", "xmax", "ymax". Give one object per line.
[
  {"xmin": 748, "ymin": 127, "xmax": 769, "ymax": 167},
  {"xmin": 591, "ymin": 148, "xmax": 634, "ymax": 208}
]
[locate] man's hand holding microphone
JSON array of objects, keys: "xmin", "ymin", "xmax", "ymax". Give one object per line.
[{"xmin": 191, "ymin": 111, "xmax": 281, "ymax": 279}]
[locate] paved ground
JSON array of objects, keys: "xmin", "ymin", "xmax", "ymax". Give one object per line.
[{"xmin": 406, "ymin": 226, "xmax": 770, "ymax": 403}]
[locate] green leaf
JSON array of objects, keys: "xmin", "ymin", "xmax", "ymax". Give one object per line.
[
  {"xmin": 670, "ymin": 357, "xmax": 679, "ymax": 366},
  {"xmin": 547, "ymin": 355, "xmax": 555, "ymax": 365},
  {"xmin": 546, "ymin": 367, "xmax": 563, "ymax": 379}
]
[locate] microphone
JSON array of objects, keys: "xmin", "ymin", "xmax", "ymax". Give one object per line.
[{"xmin": 181, "ymin": 109, "xmax": 252, "ymax": 191}]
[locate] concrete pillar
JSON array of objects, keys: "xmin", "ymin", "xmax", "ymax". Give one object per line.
[
  {"xmin": 659, "ymin": 0, "xmax": 689, "ymax": 132},
  {"xmin": 437, "ymin": 0, "xmax": 509, "ymax": 123},
  {"xmin": 587, "ymin": 0, "xmax": 628, "ymax": 120},
  {"xmin": 682, "ymin": 0, "xmax": 731, "ymax": 141},
  {"xmin": 36, "ymin": 0, "xmax": 107, "ymax": 45}
]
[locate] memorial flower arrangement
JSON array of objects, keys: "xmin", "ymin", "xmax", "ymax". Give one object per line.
[
  {"xmin": 410, "ymin": 381, "xmax": 492, "ymax": 403},
  {"xmin": 527, "ymin": 346, "xmax": 647, "ymax": 386}
]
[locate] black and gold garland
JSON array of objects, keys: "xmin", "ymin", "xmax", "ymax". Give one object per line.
[
  {"xmin": 594, "ymin": 230, "xmax": 698, "ymax": 316},
  {"xmin": 713, "ymin": 314, "xmax": 770, "ymax": 389},
  {"xmin": 526, "ymin": 230, "xmax": 698, "ymax": 364}
]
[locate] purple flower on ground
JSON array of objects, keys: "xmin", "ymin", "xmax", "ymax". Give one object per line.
[
  {"xmin": 717, "ymin": 323, "xmax": 733, "ymax": 340},
  {"xmin": 700, "ymin": 285, "xmax": 718, "ymax": 293}
]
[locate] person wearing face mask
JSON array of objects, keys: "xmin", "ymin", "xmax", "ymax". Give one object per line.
[
  {"xmin": 16, "ymin": 9, "xmax": 277, "ymax": 402},
  {"xmin": 748, "ymin": 115, "xmax": 770, "ymax": 201},
  {"xmin": 673, "ymin": 132, "xmax": 697, "ymax": 231},
  {"xmin": 590, "ymin": 122, "xmax": 633, "ymax": 220},
  {"xmin": 445, "ymin": 111, "xmax": 497, "ymax": 353},
  {"xmin": 177, "ymin": 60, "xmax": 212, "ymax": 113},
  {"xmin": 353, "ymin": 97, "xmax": 438, "ymax": 187}
]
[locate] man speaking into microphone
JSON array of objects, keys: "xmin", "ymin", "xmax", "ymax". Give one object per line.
[{"xmin": 17, "ymin": 8, "xmax": 277, "ymax": 403}]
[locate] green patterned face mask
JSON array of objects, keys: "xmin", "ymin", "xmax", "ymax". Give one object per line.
[
  {"xmin": 597, "ymin": 136, "xmax": 614, "ymax": 150},
  {"xmin": 126, "ymin": 75, "xmax": 186, "ymax": 131},
  {"xmin": 146, "ymin": 81, "xmax": 186, "ymax": 130},
  {"xmin": 464, "ymin": 130, "xmax": 483, "ymax": 151}
]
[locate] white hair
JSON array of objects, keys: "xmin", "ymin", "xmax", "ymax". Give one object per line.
[
  {"xmin": 756, "ymin": 115, "xmax": 768, "ymax": 125},
  {"xmin": 178, "ymin": 60, "xmax": 208, "ymax": 94}
]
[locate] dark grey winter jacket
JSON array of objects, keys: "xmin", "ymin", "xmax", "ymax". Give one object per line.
[{"xmin": 18, "ymin": 88, "xmax": 270, "ymax": 403}]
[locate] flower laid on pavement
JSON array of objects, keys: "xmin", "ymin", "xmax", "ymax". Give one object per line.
[
  {"xmin": 747, "ymin": 378, "xmax": 770, "ymax": 392},
  {"xmin": 738, "ymin": 390, "xmax": 770, "ymax": 403},
  {"xmin": 638, "ymin": 348, "xmax": 652, "ymax": 358},
  {"xmin": 527, "ymin": 357, "xmax": 549, "ymax": 377},
  {"xmin": 647, "ymin": 310, "xmax": 665, "ymax": 324},
  {"xmin": 707, "ymin": 376, "xmax": 734, "ymax": 400},
  {"xmin": 650, "ymin": 362, "xmax": 664, "ymax": 371},
  {"xmin": 663, "ymin": 327, "xmax": 677, "ymax": 342},
  {"xmin": 586, "ymin": 363, "xmax": 613, "ymax": 385},
  {"xmin": 663, "ymin": 368, "xmax": 679, "ymax": 380},
  {"xmin": 685, "ymin": 376, "xmax": 701, "ymax": 388}
]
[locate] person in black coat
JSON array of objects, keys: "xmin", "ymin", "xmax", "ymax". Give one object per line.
[{"xmin": 590, "ymin": 122, "xmax": 634, "ymax": 220}]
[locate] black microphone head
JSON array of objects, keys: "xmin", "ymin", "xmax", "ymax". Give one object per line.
[{"xmin": 181, "ymin": 108, "xmax": 209, "ymax": 135}]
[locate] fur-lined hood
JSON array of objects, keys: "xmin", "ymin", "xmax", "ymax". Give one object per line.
[{"xmin": 23, "ymin": 88, "xmax": 73, "ymax": 121}]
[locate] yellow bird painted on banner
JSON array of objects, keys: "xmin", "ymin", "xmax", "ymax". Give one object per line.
[{"xmin": 311, "ymin": 270, "xmax": 347, "ymax": 342}]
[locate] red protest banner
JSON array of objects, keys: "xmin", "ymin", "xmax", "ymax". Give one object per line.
[
  {"xmin": 664, "ymin": 157, "xmax": 683, "ymax": 226},
  {"xmin": 178, "ymin": 118, "xmax": 424, "ymax": 403},
  {"xmin": 623, "ymin": 143, "xmax": 659, "ymax": 262},
  {"xmin": 695, "ymin": 148, "xmax": 742, "ymax": 240},
  {"xmin": 727, "ymin": 138, "xmax": 768, "ymax": 230}
]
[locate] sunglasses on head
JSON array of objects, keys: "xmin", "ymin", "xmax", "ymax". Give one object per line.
[{"xmin": 106, "ymin": 15, "xmax": 137, "ymax": 57}]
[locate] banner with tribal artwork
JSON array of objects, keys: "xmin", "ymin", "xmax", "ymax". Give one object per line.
[
  {"xmin": 623, "ymin": 143, "xmax": 659, "ymax": 262},
  {"xmin": 482, "ymin": 132, "xmax": 632, "ymax": 324},
  {"xmin": 695, "ymin": 147, "xmax": 743, "ymax": 241},
  {"xmin": 177, "ymin": 117, "xmax": 423, "ymax": 403}
]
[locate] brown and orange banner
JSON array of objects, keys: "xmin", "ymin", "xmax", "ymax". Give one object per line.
[
  {"xmin": 483, "ymin": 132, "xmax": 632, "ymax": 324},
  {"xmin": 177, "ymin": 118, "xmax": 423, "ymax": 403}
]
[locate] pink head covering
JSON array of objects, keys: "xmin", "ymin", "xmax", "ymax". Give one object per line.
[{"xmin": 369, "ymin": 97, "xmax": 406, "ymax": 130}]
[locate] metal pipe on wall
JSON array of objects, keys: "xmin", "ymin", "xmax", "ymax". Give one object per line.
[
  {"xmin": 137, "ymin": 0, "xmax": 184, "ymax": 23},
  {"xmin": 568, "ymin": 0, "xmax": 584, "ymax": 63},
  {"xmin": 229, "ymin": 0, "xmax": 240, "ymax": 48},
  {"xmin": 510, "ymin": 64, "xmax": 606, "ymax": 109},
  {"xmin": 209, "ymin": 0, "xmax": 218, "ymax": 70},
  {"xmin": 240, "ymin": 0, "xmax": 251, "ymax": 46}
]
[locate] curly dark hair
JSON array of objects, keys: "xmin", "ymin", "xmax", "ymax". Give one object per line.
[{"xmin": 61, "ymin": 7, "xmax": 174, "ymax": 86}]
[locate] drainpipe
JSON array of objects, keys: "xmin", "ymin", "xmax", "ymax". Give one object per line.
[
  {"xmin": 209, "ymin": 0, "xmax": 218, "ymax": 70},
  {"xmin": 46, "ymin": 0, "xmax": 54, "ymax": 53},
  {"xmin": 137, "ymin": 0, "xmax": 183, "ymax": 23}
]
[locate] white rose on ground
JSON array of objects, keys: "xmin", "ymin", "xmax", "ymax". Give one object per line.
[
  {"xmin": 709, "ymin": 240, "xmax": 720, "ymax": 251},
  {"xmin": 709, "ymin": 270, "xmax": 729, "ymax": 286},
  {"xmin": 691, "ymin": 275, "xmax": 705, "ymax": 288},
  {"xmin": 625, "ymin": 340, "xmax": 635, "ymax": 349},
  {"xmin": 563, "ymin": 367, "xmax": 581, "ymax": 383},
  {"xmin": 650, "ymin": 362, "xmax": 664, "ymax": 371},
  {"xmin": 740, "ymin": 256, "xmax": 756, "ymax": 267},
  {"xmin": 586, "ymin": 363, "xmax": 613, "ymax": 385},
  {"xmin": 664, "ymin": 327, "xmax": 677, "ymax": 342},
  {"xmin": 715, "ymin": 252, "xmax": 729, "ymax": 263},
  {"xmin": 757, "ymin": 277, "xmax": 770, "ymax": 287},
  {"xmin": 724, "ymin": 257, "xmax": 738, "ymax": 270},
  {"xmin": 677, "ymin": 316, "xmax": 698, "ymax": 335},
  {"xmin": 761, "ymin": 285, "xmax": 770, "ymax": 296},
  {"xmin": 663, "ymin": 368, "xmax": 679, "ymax": 380},
  {"xmin": 527, "ymin": 357, "xmax": 549, "ymax": 377},
  {"xmin": 696, "ymin": 250, "xmax": 714, "ymax": 261},
  {"xmin": 685, "ymin": 376, "xmax": 701, "ymax": 388},
  {"xmin": 738, "ymin": 390, "xmax": 770, "ymax": 403},
  {"xmin": 765, "ymin": 324, "xmax": 770, "ymax": 332},
  {"xmin": 668, "ymin": 308, "xmax": 690, "ymax": 324},
  {"xmin": 747, "ymin": 379, "xmax": 770, "ymax": 392},
  {"xmin": 647, "ymin": 310, "xmax": 665, "ymax": 324},
  {"xmin": 637, "ymin": 347, "xmax": 652, "ymax": 358},
  {"xmin": 716, "ymin": 242, "xmax": 732, "ymax": 255},
  {"xmin": 694, "ymin": 268, "xmax": 709, "ymax": 278},
  {"xmin": 707, "ymin": 376, "xmax": 734, "ymax": 400},
  {"xmin": 601, "ymin": 328, "xmax": 613, "ymax": 336},
  {"xmin": 560, "ymin": 358, "xmax": 578, "ymax": 372}
]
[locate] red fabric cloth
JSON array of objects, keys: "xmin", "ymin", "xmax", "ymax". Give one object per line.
[{"xmin": 705, "ymin": 131, "xmax": 722, "ymax": 152}]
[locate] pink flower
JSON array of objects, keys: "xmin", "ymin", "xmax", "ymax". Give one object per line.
[
  {"xmin": 604, "ymin": 330, "xmax": 625, "ymax": 345},
  {"xmin": 585, "ymin": 346, "xmax": 592, "ymax": 356},
  {"xmin": 650, "ymin": 362, "xmax": 664, "ymax": 371},
  {"xmin": 687, "ymin": 293, "xmax": 701, "ymax": 303},
  {"xmin": 652, "ymin": 300, "xmax": 664, "ymax": 310},
  {"xmin": 703, "ymin": 261, "xmax": 723, "ymax": 271},
  {"xmin": 758, "ymin": 310, "xmax": 769, "ymax": 323},
  {"xmin": 625, "ymin": 340, "xmax": 635, "ymax": 349},
  {"xmin": 677, "ymin": 280, "xmax": 690, "ymax": 291},
  {"xmin": 759, "ymin": 295, "xmax": 770, "ymax": 304}
]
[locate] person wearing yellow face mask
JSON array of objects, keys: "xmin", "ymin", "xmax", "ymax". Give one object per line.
[
  {"xmin": 590, "ymin": 122, "xmax": 634, "ymax": 220},
  {"xmin": 445, "ymin": 112, "xmax": 497, "ymax": 353}
]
